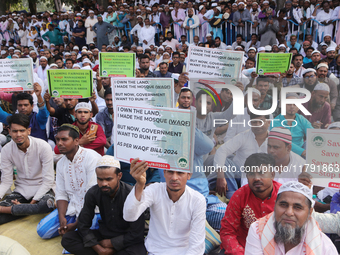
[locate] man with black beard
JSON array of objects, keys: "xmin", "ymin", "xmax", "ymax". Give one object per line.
[
  {"xmin": 62, "ymin": 155, "xmax": 146, "ymax": 255},
  {"xmin": 245, "ymin": 181, "xmax": 337, "ymax": 254},
  {"xmin": 163, "ymin": 31, "xmax": 179, "ymax": 51},
  {"xmin": 316, "ymin": 63, "xmax": 338, "ymax": 110},
  {"xmin": 325, "ymin": 47, "xmax": 336, "ymax": 68},
  {"xmin": 299, "ymin": 83, "xmax": 331, "ymax": 129},
  {"xmin": 29, "ymin": 50, "xmax": 39, "ymax": 69},
  {"xmin": 136, "ymin": 54, "xmax": 157, "ymax": 77}
]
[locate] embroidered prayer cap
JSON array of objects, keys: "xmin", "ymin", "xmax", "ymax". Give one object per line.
[
  {"xmin": 65, "ymin": 52, "xmax": 71, "ymax": 56},
  {"xmin": 316, "ymin": 63, "xmax": 328, "ymax": 70},
  {"xmin": 314, "ymin": 83, "xmax": 330, "ymax": 92},
  {"xmin": 75, "ymin": 102, "xmax": 92, "ymax": 112},
  {"xmin": 263, "ymin": 0, "xmax": 269, "ymax": 4},
  {"xmin": 73, "ymin": 64, "xmax": 81, "ymax": 69},
  {"xmin": 49, "ymin": 63, "xmax": 58, "ymax": 68},
  {"xmin": 60, "ymin": 123, "xmax": 80, "ymax": 134},
  {"xmin": 29, "ymin": 50, "xmax": 36, "ymax": 55},
  {"xmin": 199, "ymin": 5, "xmax": 204, "ymax": 11},
  {"xmin": 226, "ymin": 45, "xmax": 232, "ymax": 50},
  {"xmin": 324, "ymin": 33, "xmax": 332, "ymax": 38},
  {"xmin": 96, "ymin": 155, "xmax": 121, "ymax": 169},
  {"xmin": 277, "ymin": 181, "xmax": 315, "ymax": 207},
  {"xmin": 268, "ymin": 127, "xmax": 292, "ymax": 144},
  {"xmin": 327, "ymin": 122, "xmax": 340, "ymax": 129},
  {"xmin": 73, "ymin": 46, "xmax": 79, "ymax": 50},
  {"xmin": 258, "ymin": 46, "xmax": 265, "ymax": 52},
  {"xmin": 302, "ymin": 68, "xmax": 316, "ymax": 76},
  {"xmin": 1, "ymin": 50, "xmax": 6, "ymax": 55},
  {"xmin": 216, "ymin": 6, "xmax": 221, "ymax": 12},
  {"xmin": 40, "ymin": 56, "xmax": 48, "ymax": 61},
  {"xmin": 211, "ymin": 3, "xmax": 218, "ymax": 7},
  {"xmin": 238, "ymin": 2, "xmax": 245, "ymax": 5},
  {"xmin": 278, "ymin": 44, "xmax": 286, "ymax": 48}
]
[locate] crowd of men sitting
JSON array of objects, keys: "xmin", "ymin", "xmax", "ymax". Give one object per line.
[{"xmin": 1, "ymin": 0, "xmax": 340, "ymax": 254}]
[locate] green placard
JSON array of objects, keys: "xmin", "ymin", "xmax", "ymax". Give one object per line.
[
  {"xmin": 99, "ymin": 52, "xmax": 136, "ymax": 77},
  {"xmin": 48, "ymin": 69, "xmax": 93, "ymax": 98},
  {"xmin": 256, "ymin": 53, "xmax": 292, "ymax": 75}
]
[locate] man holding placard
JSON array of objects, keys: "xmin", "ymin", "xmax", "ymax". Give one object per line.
[
  {"xmin": 54, "ymin": 102, "xmax": 106, "ymax": 156},
  {"xmin": 123, "ymin": 158, "xmax": 206, "ymax": 255},
  {"xmin": 0, "ymin": 83, "xmax": 50, "ymax": 141}
]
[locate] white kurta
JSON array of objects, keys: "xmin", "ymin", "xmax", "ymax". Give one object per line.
[
  {"xmin": 55, "ymin": 147, "xmax": 101, "ymax": 217},
  {"xmin": 140, "ymin": 26, "xmax": 155, "ymax": 50},
  {"xmin": 183, "ymin": 15, "xmax": 200, "ymax": 43},
  {"xmin": 85, "ymin": 17, "xmax": 98, "ymax": 44},
  {"xmin": 316, "ymin": 10, "xmax": 334, "ymax": 41}
]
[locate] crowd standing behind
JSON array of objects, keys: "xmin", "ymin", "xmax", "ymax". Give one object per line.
[{"xmin": 1, "ymin": 0, "xmax": 340, "ymax": 254}]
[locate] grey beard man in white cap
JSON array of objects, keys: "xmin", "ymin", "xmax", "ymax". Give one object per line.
[{"xmin": 245, "ymin": 181, "xmax": 337, "ymax": 254}]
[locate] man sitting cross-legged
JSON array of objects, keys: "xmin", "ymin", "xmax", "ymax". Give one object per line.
[
  {"xmin": 37, "ymin": 124, "xmax": 102, "ymax": 239},
  {"xmin": 0, "ymin": 114, "xmax": 55, "ymax": 225},
  {"xmin": 61, "ymin": 155, "xmax": 146, "ymax": 255}
]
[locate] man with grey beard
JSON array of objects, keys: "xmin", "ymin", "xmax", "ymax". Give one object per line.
[
  {"xmin": 299, "ymin": 83, "xmax": 332, "ymax": 129},
  {"xmin": 244, "ymin": 181, "xmax": 337, "ymax": 254}
]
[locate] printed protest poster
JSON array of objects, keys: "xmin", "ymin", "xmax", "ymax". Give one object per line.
[
  {"xmin": 48, "ymin": 69, "xmax": 93, "ymax": 98},
  {"xmin": 99, "ymin": 52, "xmax": 135, "ymax": 77},
  {"xmin": 112, "ymin": 78, "xmax": 174, "ymax": 108},
  {"xmin": 114, "ymin": 105, "xmax": 195, "ymax": 172},
  {"xmin": 256, "ymin": 53, "xmax": 292, "ymax": 75},
  {"xmin": 0, "ymin": 58, "xmax": 34, "ymax": 91},
  {"xmin": 306, "ymin": 129, "xmax": 340, "ymax": 188},
  {"xmin": 186, "ymin": 45, "xmax": 243, "ymax": 79}
]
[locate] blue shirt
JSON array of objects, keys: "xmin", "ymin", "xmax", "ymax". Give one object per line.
[
  {"xmin": 270, "ymin": 113, "xmax": 313, "ymax": 155},
  {"xmin": 96, "ymin": 107, "xmax": 113, "ymax": 139},
  {"xmin": 287, "ymin": 41, "xmax": 301, "ymax": 51},
  {"xmin": 0, "ymin": 105, "xmax": 49, "ymax": 141}
]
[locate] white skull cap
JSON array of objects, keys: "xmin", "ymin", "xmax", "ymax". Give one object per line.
[
  {"xmin": 277, "ymin": 181, "xmax": 315, "ymax": 207},
  {"xmin": 314, "ymin": 83, "xmax": 330, "ymax": 92}
]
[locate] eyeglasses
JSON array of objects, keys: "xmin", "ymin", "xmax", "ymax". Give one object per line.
[{"xmin": 304, "ymin": 75, "xmax": 315, "ymax": 79}]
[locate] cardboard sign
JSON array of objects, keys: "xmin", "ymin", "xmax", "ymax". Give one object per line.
[
  {"xmin": 306, "ymin": 129, "xmax": 340, "ymax": 189},
  {"xmin": 256, "ymin": 53, "xmax": 292, "ymax": 75},
  {"xmin": 0, "ymin": 58, "xmax": 34, "ymax": 91},
  {"xmin": 114, "ymin": 105, "xmax": 195, "ymax": 172},
  {"xmin": 99, "ymin": 52, "xmax": 135, "ymax": 77},
  {"xmin": 48, "ymin": 69, "xmax": 93, "ymax": 98}
]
